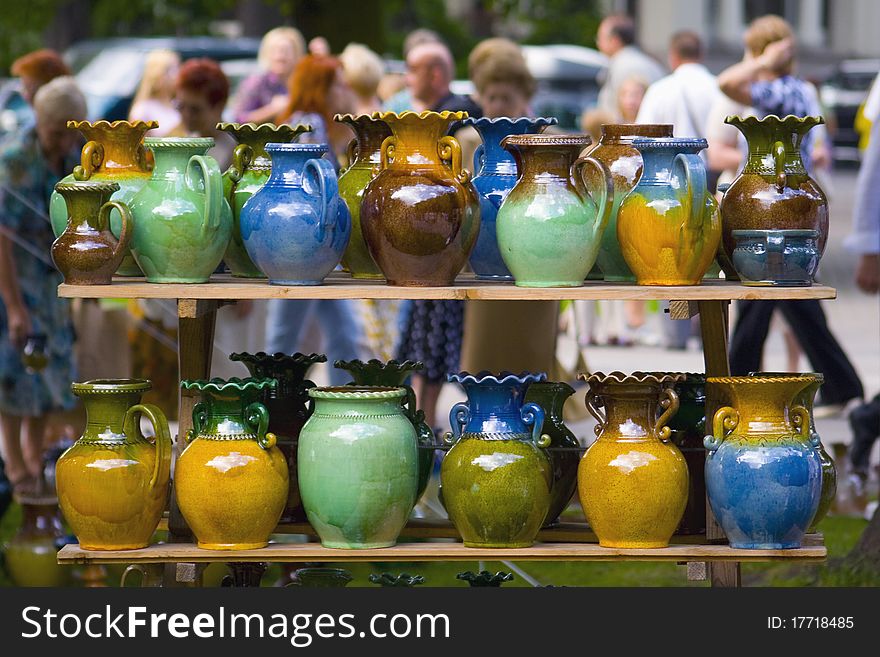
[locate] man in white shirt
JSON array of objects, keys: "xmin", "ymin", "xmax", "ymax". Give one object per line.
[
  {"xmin": 596, "ymin": 14, "xmax": 665, "ymax": 118},
  {"xmin": 636, "ymin": 31, "xmax": 720, "ymax": 142}
]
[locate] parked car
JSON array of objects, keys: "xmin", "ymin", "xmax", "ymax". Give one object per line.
[{"xmin": 820, "ymin": 58, "xmax": 880, "ymax": 162}]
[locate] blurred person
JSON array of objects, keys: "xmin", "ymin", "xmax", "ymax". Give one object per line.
[
  {"xmin": 384, "ymin": 29, "xmax": 444, "ymax": 113},
  {"xmin": 10, "ymin": 49, "xmax": 71, "ymax": 107},
  {"xmin": 172, "ymin": 58, "xmax": 235, "ymax": 169},
  {"xmin": 0, "ymin": 76, "xmax": 85, "ymax": 493},
  {"xmin": 617, "ymin": 75, "xmax": 647, "ymax": 124},
  {"xmin": 232, "ymin": 26, "xmax": 305, "ymax": 125},
  {"xmin": 377, "ymin": 72, "xmax": 406, "ymax": 104},
  {"xmin": 308, "ymin": 36, "xmax": 331, "ymax": 57},
  {"xmin": 595, "ymin": 14, "xmax": 664, "ymax": 119},
  {"xmin": 580, "ymin": 107, "xmax": 615, "ymax": 142},
  {"xmin": 128, "ymin": 49, "xmax": 181, "ymax": 136},
  {"xmin": 339, "ymin": 43, "xmax": 385, "ymax": 116},
  {"xmin": 405, "ymin": 41, "xmax": 481, "ymax": 117},
  {"xmin": 720, "ymin": 15, "xmax": 863, "ymax": 413}
]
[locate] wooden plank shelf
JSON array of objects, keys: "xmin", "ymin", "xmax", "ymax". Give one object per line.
[
  {"xmin": 57, "ymin": 539, "xmax": 826, "ymax": 565},
  {"xmin": 58, "ymin": 274, "xmax": 837, "ymax": 302}
]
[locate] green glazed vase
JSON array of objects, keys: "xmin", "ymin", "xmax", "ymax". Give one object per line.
[
  {"xmin": 3, "ymin": 494, "xmax": 69, "ymax": 587},
  {"xmin": 369, "ymin": 572, "xmax": 425, "ymax": 587},
  {"xmin": 288, "ymin": 567, "xmax": 353, "ymax": 587},
  {"xmin": 298, "ymin": 387, "xmax": 418, "ymax": 549},
  {"xmin": 128, "ymin": 137, "xmax": 232, "ymax": 283},
  {"xmin": 218, "ymin": 122, "xmax": 312, "ymax": 277},
  {"xmin": 50, "ymin": 120, "xmax": 157, "ymax": 276},
  {"xmin": 334, "ymin": 114, "xmax": 391, "ymax": 279},
  {"xmin": 456, "ymin": 570, "xmax": 514, "ymax": 587},
  {"xmin": 175, "ymin": 377, "xmax": 288, "ymax": 550},
  {"xmin": 524, "ymin": 381, "xmax": 581, "ymax": 527},
  {"xmin": 496, "ymin": 134, "xmax": 613, "ymax": 287},
  {"xmin": 334, "ymin": 358, "xmax": 435, "ymax": 503}
]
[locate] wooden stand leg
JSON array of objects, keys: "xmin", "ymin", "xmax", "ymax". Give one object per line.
[{"xmin": 698, "ymin": 300, "xmax": 741, "ymax": 588}]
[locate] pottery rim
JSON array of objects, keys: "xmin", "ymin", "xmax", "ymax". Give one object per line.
[
  {"xmin": 229, "ymin": 351, "xmax": 327, "ymax": 367},
  {"xmin": 448, "ymin": 371, "xmax": 548, "ymax": 385},
  {"xmin": 54, "ymin": 180, "xmax": 120, "ymax": 195},
  {"xmin": 308, "ymin": 386, "xmax": 408, "ymax": 400},
  {"xmin": 71, "ymin": 378, "xmax": 152, "ymax": 394},
  {"xmin": 143, "ymin": 136, "xmax": 215, "ymax": 149}
]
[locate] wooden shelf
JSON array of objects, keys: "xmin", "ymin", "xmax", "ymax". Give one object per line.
[
  {"xmin": 58, "ymin": 274, "xmax": 837, "ymax": 302},
  {"xmin": 57, "ymin": 538, "xmax": 826, "ymax": 565}
]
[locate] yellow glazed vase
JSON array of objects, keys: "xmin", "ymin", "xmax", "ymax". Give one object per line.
[
  {"xmin": 55, "ymin": 379, "xmax": 172, "ymax": 550},
  {"xmin": 175, "ymin": 377, "xmax": 288, "ymax": 550},
  {"xmin": 577, "ymin": 372, "xmax": 688, "ymax": 548}
]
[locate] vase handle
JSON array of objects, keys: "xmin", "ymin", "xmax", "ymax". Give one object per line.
[
  {"xmin": 705, "ymin": 406, "xmax": 739, "ymax": 453},
  {"xmin": 773, "ymin": 140, "xmax": 787, "ymax": 192},
  {"xmin": 304, "ymin": 157, "xmax": 342, "ymax": 243},
  {"xmin": 655, "ymin": 388, "xmax": 680, "ymax": 441},
  {"xmin": 585, "ymin": 392, "xmax": 606, "ymax": 437},
  {"xmin": 185, "ymin": 154, "xmax": 223, "ymax": 237},
  {"xmin": 790, "ymin": 404, "xmax": 817, "ymax": 446},
  {"xmin": 124, "ymin": 403, "xmax": 172, "ymax": 491},
  {"xmin": 573, "ymin": 155, "xmax": 613, "ymax": 241},
  {"xmin": 473, "ymin": 143, "xmax": 485, "ymax": 174},
  {"xmin": 345, "ymin": 138, "xmax": 358, "ymax": 172},
  {"xmin": 377, "ymin": 135, "xmax": 397, "ymax": 175},
  {"xmin": 521, "ymin": 402, "xmax": 550, "ymax": 448},
  {"xmin": 226, "ymin": 144, "xmax": 253, "ymax": 185},
  {"xmin": 188, "ymin": 401, "xmax": 208, "ymax": 443},
  {"xmin": 73, "ymin": 140, "xmax": 104, "ymax": 180},
  {"xmin": 439, "ymin": 135, "xmax": 471, "ymax": 184},
  {"xmin": 673, "ymin": 152, "xmax": 708, "ymax": 230},
  {"xmin": 445, "ymin": 401, "xmax": 470, "ymax": 445},
  {"xmin": 245, "ymin": 401, "xmax": 276, "ymax": 449},
  {"xmin": 100, "ymin": 200, "xmax": 133, "ymax": 266}
]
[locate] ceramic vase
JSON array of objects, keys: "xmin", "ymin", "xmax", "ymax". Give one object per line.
[
  {"xmin": 218, "ymin": 122, "xmax": 313, "ymax": 277},
  {"xmin": 584, "ymin": 124, "xmax": 674, "ymax": 282},
  {"xmin": 664, "ymin": 373, "xmax": 707, "ymax": 535},
  {"xmin": 719, "ymin": 115, "xmax": 827, "ymax": 278},
  {"xmin": 360, "ymin": 110, "xmax": 480, "ymax": 286},
  {"xmin": 334, "ymin": 113, "xmax": 391, "ymax": 279},
  {"xmin": 732, "ymin": 229, "xmax": 820, "ymax": 286},
  {"xmin": 298, "ymin": 387, "xmax": 418, "ymax": 549},
  {"xmin": 50, "ymin": 119, "xmax": 156, "ymax": 276},
  {"xmin": 441, "ymin": 372, "xmax": 552, "ymax": 548},
  {"xmin": 704, "ymin": 375, "xmax": 822, "ymax": 549},
  {"xmin": 617, "ymin": 138, "xmax": 721, "ymax": 285},
  {"xmin": 496, "ymin": 134, "xmax": 613, "ymax": 287},
  {"xmin": 3, "ymin": 494, "xmax": 69, "ymax": 586},
  {"xmin": 748, "ymin": 372, "xmax": 836, "ymax": 532},
  {"xmin": 462, "ymin": 116, "xmax": 557, "ymax": 280},
  {"xmin": 578, "ymin": 372, "xmax": 687, "ymax": 548},
  {"xmin": 524, "ymin": 381, "xmax": 580, "ymax": 527},
  {"xmin": 288, "ymin": 567, "xmax": 353, "ymax": 587},
  {"xmin": 56, "ymin": 379, "xmax": 172, "ymax": 550},
  {"xmin": 128, "ymin": 137, "xmax": 231, "ymax": 283},
  {"xmin": 241, "ymin": 143, "xmax": 350, "ymax": 285},
  {"xmin": 228, "ymin": 351, "xmax": 327, "ymax": 523},
  {"xmin": 51, "ymin": 181, "xmax": 132, "ymax": 285},
  {"xmin": 176, "ymin": 378, "xmax": 288, "ymax": 550},
  {"xmin": 333, "ymin": 358, "xmax": 435, "ymax": 503}
]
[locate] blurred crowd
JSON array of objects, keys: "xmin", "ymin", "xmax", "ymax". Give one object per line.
[{"xmin": 0, "ymin": 12, "xmax": 877, "ymax": 506}]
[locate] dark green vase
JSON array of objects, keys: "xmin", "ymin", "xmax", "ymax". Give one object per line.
[
  {"xmin": 287, "ymin": 567, "xmax": 353, "ymax": 587},
  {"xmin": 665, "ymin": 373, "xmax": 706, "ymax": 535},
  {"xmin": 369, "ymin": 572, "xmax": 425, "ymax": 587},
  {"xmin": 524, "ymin": 381, "xmax": 581, "ymax": 526},
  {"xmin": 334, "ymin": 359, "xmax": 435, "ymax": 503},
  {"xmin": 456, "ymin": 570, "xmax": 514, "ymax": 587}
]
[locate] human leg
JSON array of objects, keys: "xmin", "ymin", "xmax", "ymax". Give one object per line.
[
  {"xmin": 265, "ymin": 299, "xmax": 316, "ymax": 355},
  {"xmin": 22, "ymin": 414, "xmax": 47, "ymax": 479},
  {"xmin": 728, "ymin": 300, "xmax": 776, "ymax": 375},
  {"xmin": 0, "ymin": 412, "xmax": 26, "ymax": 485},
  {"xmin": 848, "ymin": 394, "xmax": 880, "ymax": 477}
]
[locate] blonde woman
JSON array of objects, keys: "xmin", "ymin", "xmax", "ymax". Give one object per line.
[
  {"xmin": 233, "ymin": 26, "xmax": 305, "ymax": 124},
  {"xmin": 339, "ymin": 43, "xmax": 385, "ymax": 115},
  {"xmin": 128, "ymin": 49, "xmax": 181, "ymax": 136}
]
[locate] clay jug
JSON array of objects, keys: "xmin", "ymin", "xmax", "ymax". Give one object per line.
[
  {"xmin": 664, "ymin": 373, "xmax": 707, "ymax": 535},
  {"xmin": 3, "ymin": 493, "xmax": 70, "ymax": 586}
]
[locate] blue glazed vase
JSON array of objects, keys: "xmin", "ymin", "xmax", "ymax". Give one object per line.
[
  {"xmin": 240, "ymin": 143, "xmax": 351, "ymax": 285},
  {"xmin": 732, "ymin": 229, "xmax": 820, "ymax": 286},
  {"xmin": 463, "ymin": 117, "xmax": 556, "ymax": 280},
  {"xmin": 441, "ymin": 371, "xmax": 552, "ymax": 548},
  {"xmin": 704, "ymin": 375, "xmax": 822, "ymax": 549}
]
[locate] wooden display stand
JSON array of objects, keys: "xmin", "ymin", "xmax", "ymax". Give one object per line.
[{"xmin": 56, "ymin": 275, "xmax": 836, "ymax": 587}]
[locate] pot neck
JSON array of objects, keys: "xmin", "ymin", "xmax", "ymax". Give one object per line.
[
  {"xmin": 77, "ymin": 390, "xmax": 144, "ymax": 441},
  {"xmin": 722, "ymin": 379, "xmax": 810, "ymax": 431},
  {"xmin": 313, "ymin": 395, "xmax": 404, "ymax": 416},
  {"xmin": 593, "ymin": 383, "xmax": 663, "ymax": 440},
  {"xmin": 525, "ymin": 382, "xmax": 574, "ymax": 420},
  {"xmin": 76, "ymin": 123, "xmax": 152, "ymax": 174},
  {"xmin": 463, "ymin": 381, "xmax": 529, "ymax": 420},
  {"xmin": 599, "ymin": 124, "xmax": 674, "ymax": 145},
  {"xmin": 731, "ymin": 120, "xmax": 811, "ymax": 177},
  {"xmin": 473, "ymin": 120, "xmax": 549, "ymax": 176},
  {"xmin": 148, "ymin": 143, "xmax": 210, "ymax": 179},
  {"xmin": 342, "ymin": 119, "xmax": 391, "ymax": 167},
  {"xmin": 384, "ymin": 118, "xmax": 453, "ymax": 167},
  {"xmin": 267, "ymin": 148, "xmax": 323, "ymax": 186},
  {"xmin": 508, "ymin": 144, "xmax": 581, "ymax": 185},
  {"xmin": 56, "ymin": 186, "xmax": 115, "ymax": 228},
  {"xmin": 198, "ymin": 391, "xmax": 261, "ymax": 436}
]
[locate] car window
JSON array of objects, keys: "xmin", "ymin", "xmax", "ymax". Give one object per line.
[{"xmin": 76, "ymin": 49, "xmax": 147, "ymax": 98}]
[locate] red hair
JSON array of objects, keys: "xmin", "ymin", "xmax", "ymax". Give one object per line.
[
  {"xmin": 278, "ymin": 55, "xmax": 340, "ymax": 124},
  {"xmin": 176, "ymin": 58, "xmax": 229, "ymax": 107},
  {"xmin": 11, "ymin": 49, "xmax": 70, "ymax": 85}
]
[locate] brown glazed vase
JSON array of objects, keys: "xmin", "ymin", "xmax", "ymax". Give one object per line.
[
  {"xmin": 334, "ymin": 113, "xmax": 392, "ymax": 279},
  {"xmin": 584, "ymin": 124, "xmax": 673, "ymax": 282},
  {"xmin": 719, "ymin": 115, "xmax": 828, "ymax": 278},
  {"xmin": 360, "ymin": 111, "xmax": 480, "ymax": 286},
  {"xmin": 51, "ymin": 180, "xmax": 132, "ymax": 285}
]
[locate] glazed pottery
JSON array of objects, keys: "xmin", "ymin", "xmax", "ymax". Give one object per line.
[
  {"xmin": 334, "ymin": 358, "xmax": 435, "ymax": 502},
  {"xmin": 456, "ymin": 570, "xmax": 514, "ymax": 587},
  {"xmin": 3, "ymin": 494, "xmax": 69, "ymax": 586},
  {"xmin": 288, "ymin": 567, "xmax": 353, "ymax": 587},
  {"xmin": 218, "ymin": 122, "xmax": 313, "ymax": 277},
  {"xmin": 584, "ymin": 124, "xmax": 674, "ymax": 282},
  {"xmin": 176, "ymin": 378, "xmax": 288, "ymax": 550},
  {"xmin": 496, "ymin": 134, "xmax": 613, "ymax": 287},
  {"xmin": 129, "ymin": 137, "xmax": 232, "ymax": 283},
  {"xmin": 441, "ymin": 371, "xmax": 552, "ymax": 548},
  {"xmin": 50, "ymin": 120, "xmax": 156, "ymax": 276},
  {"xmin": 121, "ymin": 563, "xmax": 164, "ymax": 587},
  {"xmin": 51, "ymin": 181, "xmax": 132, "ymax": 285},
  {"xmin": 370, "ymin": 572, "xmax": 425, "ymax": 587},
  {"xmin": 524, "ymin": 381, "xmax": 580, "ymax": 527},
  {"xmin": 732, "ymin": 229, "xmax": 820, "ymax": 286},
  {"xmin": 664, "ymin": 373, "xmax": 707, "ymax": 535},
  {"xmin": 334, "ymin": 113, "xmax": 391, "ymax": 278},
  {"xmin": 704, "ymin": 375, "xmax": 822, "ymax": 549},
  {"xmin": 719, "ymin": 115, "xmax": 828, "ymax": 278},
  {"xmin": 462, "ymin": 116, "xmax": 557, "ymax": 280},
  {"xmin": 56, "ymin": 379, "xmax": 172, "ymax": 550},
  {"xmin": 241, "ymin": 143, "xmax": 350, "ymax": 285},
  {"xmin": 617, "ymin": 138, "xmax": 721, "ymax": 285},
  {"xmin": 228, "ymin": 351, "xmax": 327, "ymax": 522},
  {"xmin": 298, "ymin": 387, "xmax": 418, "ymax": 549},
  {"xmin": 749, "ymin": 372, "xmax": 836, "ymax": 532},
  {"xmin": 578, "ymin": 372, "xmax": 687, "ymax": 548},
  {"xmin": 360, "ymin": 110, "xmax": 480, "ymax": 286}
]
